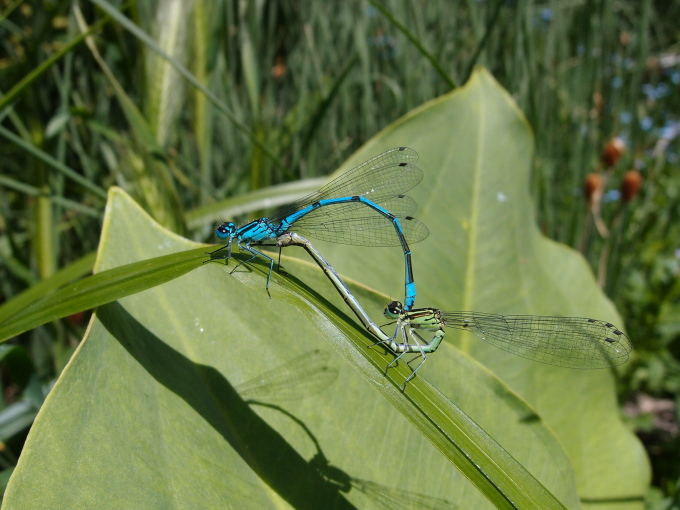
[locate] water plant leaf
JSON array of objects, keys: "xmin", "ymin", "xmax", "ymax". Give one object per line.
[
  {"xmin": 4, "ymin": 187, "xmax": 573, "ymax": 509},
  {"xmin": 313, "ymin": 67, "xmax": 649, "ymax": 505}
]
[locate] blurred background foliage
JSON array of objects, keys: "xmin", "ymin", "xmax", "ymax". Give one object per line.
[{"xmin": 0, "ymin": 0, "xmax": 678, "ymax": 505}]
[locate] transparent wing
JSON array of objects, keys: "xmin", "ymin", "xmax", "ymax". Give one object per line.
[
  {"xmin": 236, "ymin": 350, "xmax": 338, "ymax": 402},
  {"xmin": 288, "ymin": 195, "xmax": 429, "ymax": 246},
  {"xmin": 269, "ymin": 147, "xmax": 421, "ymax": 223},
  {"xmin": 441, "ymin": 312, "xmax": 632, "ymax": 369},
  {"xmin": 348, "ymin": 478, "xmax": 457, "ymax": 510},
  {"xmin": 313, "ymin": 454, "xmax": 456, "ymax": 510},
  {"xmin": 292, "ymin": 194, "xmax": 419, "ymax": 224}
]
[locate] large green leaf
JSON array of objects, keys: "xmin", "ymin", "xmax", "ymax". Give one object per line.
[
  {"xmin": 4, "ymin": 188, "xmax": 572, "ymax": 509},
  {"xmin": 3, "ymin": 69, "xmax": 647, "ymax": 509},
  {"xmin": 306, "ymin": 68, "xmax": 650, "ymax": 507}
]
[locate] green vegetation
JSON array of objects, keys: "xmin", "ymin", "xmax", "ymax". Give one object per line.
[{"xmin": 0, "ymin": 0, "xmax": 677, "ymax": 507}]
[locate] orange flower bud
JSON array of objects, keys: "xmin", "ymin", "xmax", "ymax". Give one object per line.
[
  {"xmin": 601, "ymin": 137, "xmax": 625, "ymax": 168},
  {"xmin": 584, "ymin": 173, "xmax": 603, "ymax": 203},
  {"xmin": 67, "ymin": 311, "xmax": 85, "ymax": 327},
  {"xmin": 592, "ymin": 92, "xmax": 604, "ymax": 117},
  {"xmin": 621, "ymin": 170, "xmax": 642, "ymax": 202},
  {"xmin": 271, "ymin": 56, "xmax": 286, "ymax": 79}
]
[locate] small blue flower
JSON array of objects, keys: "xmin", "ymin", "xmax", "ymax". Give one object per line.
[
  {"xmin": 603, "ymin": 189, "xmax": 621, "ymax": 203},
  {"xmin": 540, "ymin": 7, "xmax": 552, "ymax": 22},
  {"xmin": 642, "ymin": 83, "xmax": 656, "ymax": 100},
  {"xmin": 660, "ymin": 121, "xmax": 680, "ymax": 140},
  {"xmin": 671, "ymin": 70, "xmax": 680, "ymax": 85},
  {"xmin": 620, "ymin": 112, "xmax": 633, "ymax": 124},
  {"xmin": 640, "ymin": 117, "xmax": 654, "ymax": 131},
  {"xmin": 655, "ymin": 82, "xmax": 671, "ymax": 98},
  {"xmin": 612, "ymin": 76, "xmax": 623, "ymax": 89}
]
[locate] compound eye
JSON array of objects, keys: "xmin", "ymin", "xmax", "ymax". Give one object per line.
[
  {"xmin": 387, "ymin": 301, "xmax": 403, "ymax": 314},
  {"xmin": 384, "ymin": 300, "xmax": 404, "ymax": 318},
  {"xmin": 215, "ymin": 222, "xmax": 236, "ymax": 238}
]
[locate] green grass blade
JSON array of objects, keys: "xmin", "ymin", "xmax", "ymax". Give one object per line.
[
  {"xmin": 73, "ymin": 3, "xmax": 187, "ymax": 233},
  {"xmin": 0, "ymin": 0, "xmax": 23, "ymax": 24},
  {"xmin": 88, "ymin": 0, "xmax": 286, "ymax": 172},
  {"xmin": 0, "ymin": 15, "xmax": 110, "ymax": 113},
  {"xmin": 0, "ymin": 126, "xmax": 107, "ymax": 200},
  {"xmin": 299, "ymin": 53, "xmax": 359, "ymax": 155},
  {"xmin": 73, "ymin": 5, "xmax": 159, "ymax": 151},
  {"xmin": 0, "ymin": 252, "xmax": 97, "ymax": 324},
  {"xmin": 0, "ymin": 247, "xmax": 207, "ymax": 343},
  {"xmin": 0, "ymin": 399, "xmax": 38, "ymax": 441},
  {"xmin": 33, "ymin": 165, "xmax": 55, "ymax": 279},
  {"xmin": 462, "ymin": 0, "xmax": 505, "ymax": 82},
  {"xmin": 366, "ymin": 0, "xmax": 457, "ymax": 89},
  {"xmin": 190, "ymin": 0, "xmax": 212, "ymax": 204},
  {"xmin": 0, "ymin": 175, "xmax": 102, "ymax": 218},
  {"xmin": 185, "ymin": 177, "xmax": 326, "ymax": 230},
  {"xmin": 143, "ymin": 0, "xmax": 192, "ymax": 145}
]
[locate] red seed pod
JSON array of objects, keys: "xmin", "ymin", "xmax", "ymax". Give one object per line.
[
  {"xmin": 584, "ymin": 173, "xmax": 603, "ymax": 203},
  {"xmin": 621, "ymin": 170, "xmax": 642, "ymax": 202},
  {"xmin": 601, "ymin": 137, "xmax": 625, "ymax": 168},
  {"xmin": 67, "ymin": 311, "xmax": 85, "ymax": 327},
  {"xmin": 592, "ymin": 92, "xmax": 604, "ymax": 118},
  {"xmin": 271, "ymin": 56, "xmax": 286, "ymax": 79}
]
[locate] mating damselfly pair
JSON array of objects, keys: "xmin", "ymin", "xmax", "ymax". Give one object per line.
[{"xmin": 208, "ymin": 148, "xmax": 632, "ymax": 388}]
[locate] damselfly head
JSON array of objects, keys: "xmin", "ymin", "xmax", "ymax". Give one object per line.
[
  {"xmin": 384, "ymin": 300, "xmax": 404, "ymax": 319},
  {"xmin": 215, "ymin": 221, "xmax": 236, "ymax": 239}
]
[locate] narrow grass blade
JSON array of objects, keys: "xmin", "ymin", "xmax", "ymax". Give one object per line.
[
  {"xmin": 0, "ymin": 247, "xmax": 207, "ymax": 343},
  {"xmin": 0, "ymin": 175, "xmax": 102, "ymax": 218},
  {"xmin": 366, "ymin": 0, "xmax": 457, "ymax": 89},
  {"xmin": 0, "ymin": 126, "xmax": 107, "ymax": 199},
  {"xmin": 0, "ymin": 252, "xmax": 97, "ymax": 324},
  {"xmin": 89, "ymin": 0, "xmax": 286, "ymax": 172},
  {"xmin": 0, "ymin": 15, "xmax": 110, "ymax": 113},
  {"xmin": 185, "ymin": 177, "xmax": 326, "ymax": 230}
]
